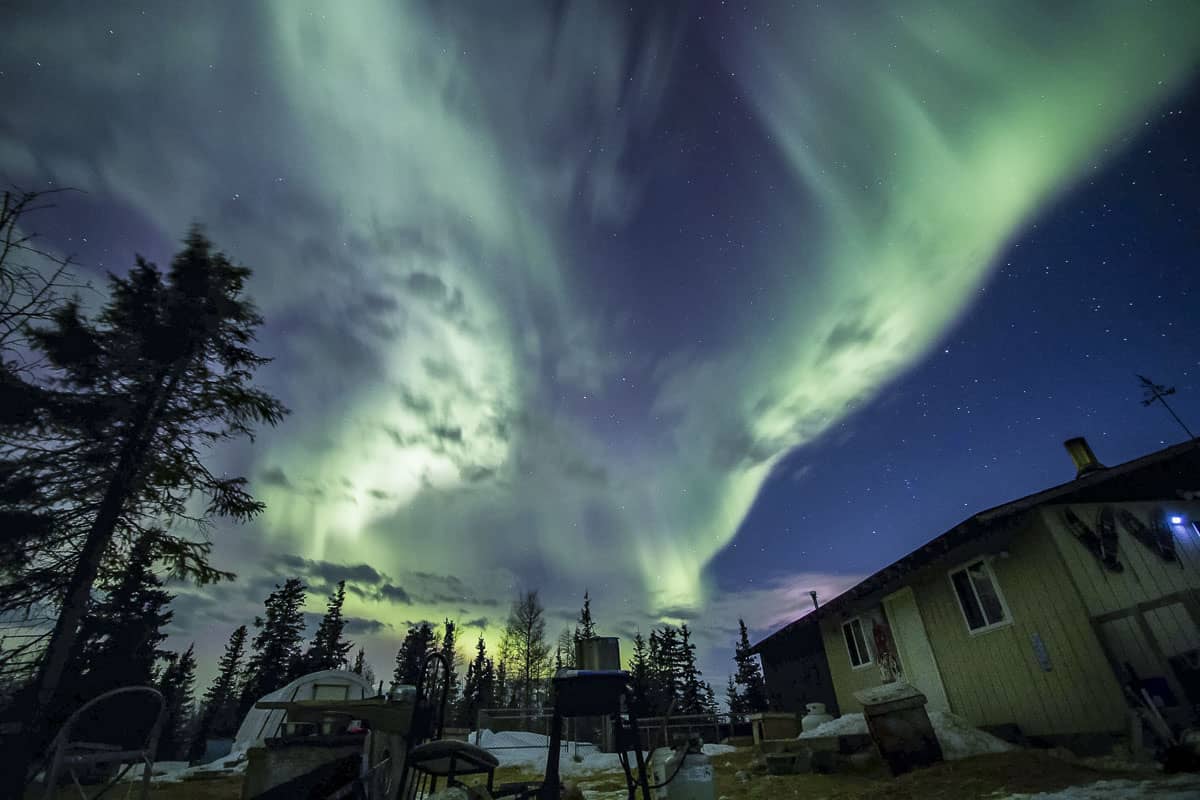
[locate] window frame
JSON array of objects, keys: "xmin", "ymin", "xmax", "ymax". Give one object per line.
[
  {"xmin": 948, "ymin": 557, "xmax": 1013, "ymax": 635},
  {"xmin": 841, "ymin": 616, "xmax": 875, "ymax": 670}
]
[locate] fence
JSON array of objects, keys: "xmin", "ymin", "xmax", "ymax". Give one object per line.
[
  {"xmin": 475, "ymin": 708, "xmax": 751, "ymax": 756},
  {"xmin": 474, "ymin": 708, "xmax": 604, "ymax": 759},
  {"xmin": 634, "ymin": 713, "xmax": 751, "ymax": 752}
]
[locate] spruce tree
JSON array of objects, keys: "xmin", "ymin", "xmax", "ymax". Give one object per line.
[
  {"xmin": 239, "ymin": 578, "xmax": 308, "ymax": 715},
  {"xmin": 576, "ymin": 591, "xmax": 596, "ymax": 639},
  {"xmin": 726, "ymin": 675, "xmax": 742, "ymax": 717},
  {"xmin": 629, "ymin": 631, "xmax": 651, "ymax": 717},
  {"xmin": 303, "ymin": 580, "xmax": 352, "ymax": 671},
  {"xmin": 649, "ymin": 626, "xmax": 683, "ymax": 714},
  {"xmin": 494, "ymin": 660, "xmax": 509, "ymax": 709},
  {"xmin": 156, "ymin": 644, "xmax": 197, "ymax": 760},
  {"xmin": 732, "ymin": 619, "xmax": 768, "ymax": 713},
  {"xmin": 440, "ymin": 619, "xmax": 459, "ymax": 712},
  {"xmin": 459, "ymin": 635, "xmax": 492, "ymax": 728},
  {"xmin": 352, "ymin": 647, "xmax": 376, "ymax": 687},
  {"xmin": 5, "ymin": 230, "xmax": 287, "ymax": 790},
  {"xmin": 393, "ymin": 622, "xmax": 436, "ymax": 686},
  {"xmin": 678, "ymin": 624, "xmax": 713, "ymax": 714},
  {"xmin": 67, "ymin": 532, "xmax": 174, "ymax": 706},
  {"xmin": 189, "ymin": 625, "xmax": 247, "ymax": 760}
]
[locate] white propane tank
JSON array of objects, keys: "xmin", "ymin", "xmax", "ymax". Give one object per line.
[
  {"xmin": 651, "ymin": 743, "xmax": 715, "ymax": 800},
  {"xmin": 801, "ymin": 702, "xmax": 834, "ymax": 732}
]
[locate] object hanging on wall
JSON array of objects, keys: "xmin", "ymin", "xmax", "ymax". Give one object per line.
[
  {"xmin": 1114, "ymin": 507, "xmax": 1178, "ymax": 563},
  {"xmin": 1061, "ymin": 507, "xmax": 1123, "ymax": 572},
  {"xmin": 1030, "ymin": 632, "xmax": 1052, "ymax": 672},
  {"xmin": 872, "ymin": 620, "xmax": 903, "ymax": 684}
]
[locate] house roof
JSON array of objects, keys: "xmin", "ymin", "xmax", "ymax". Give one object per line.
[{"xmin": 748, "ymin": 439, "xmax": 1200, "ymax": 655}]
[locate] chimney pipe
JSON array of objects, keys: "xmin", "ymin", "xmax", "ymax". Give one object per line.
[
  {"xmin": 1063, "ymin": 437, "xmax": 1105, "ymax": 477},
  {"xmin": 809, "ymin": 591, "xmax": 819, "ymax": 611}
]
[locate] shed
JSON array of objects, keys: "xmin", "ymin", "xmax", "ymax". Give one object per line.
[{"xmin": 233, "ymin": 670, "xmax": 374, "ymax": 753}]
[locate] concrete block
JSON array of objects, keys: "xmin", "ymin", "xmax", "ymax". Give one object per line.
[
  {"xmin": 759, "ymin": 738, "xmax": 806, "ymax": 754},
  {"xmin": 802, "ymin": 735, "xmax": 839, "ymax": 752}
]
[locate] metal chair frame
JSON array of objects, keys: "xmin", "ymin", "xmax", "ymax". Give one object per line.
[
  {"xmin": 397, "ymin": 651, "xmax": 498, "ymax": 799},
  {"xmin": 40, "ymin": 686, "xmax": 167, "ymax": 800}
]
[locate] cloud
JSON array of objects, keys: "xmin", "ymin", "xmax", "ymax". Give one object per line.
[
  {"xmin": 344, "ymin": 617, "xmax": 392, "ymax": 635},
  {"xmin": 259, "ymin": 467, "xmax": 293, "ymax": 489},
  {"xmin": 273, "ymin": 554, "xmax": 384, "ymax": 589},
  {"xmin": 403, "ymin": 272, "xmax": 449, "ymax": 303},
  {"xmin": 378, "ymin": 584, "xmax": 413, "ymax": 605}
]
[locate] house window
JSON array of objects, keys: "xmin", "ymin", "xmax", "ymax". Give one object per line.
[
  {"xmin": 950, "ymin": 559, "xmax": 1010, "ymax": 633},
  {"xmin": 842, "ymin": 617, "xmax": 873, "ymax": 669}
]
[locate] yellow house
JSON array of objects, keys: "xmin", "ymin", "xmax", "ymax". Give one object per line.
[{"xmin": 750, "ymin": 439, "xmax": 1200, "ymax": 749}]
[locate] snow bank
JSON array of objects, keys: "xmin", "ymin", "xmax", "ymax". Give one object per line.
[
  {"xmin": 117, "ymin": 753, "xmax": 248, "ymax": 784},
  {"xmin": 997, "ymin": 774, "xmax": 1200, "ymax": 799},
  {"xmin": 797, "ymin": 710, "xmax": 1015, "ymax": 760},
  {"xmin": 797, "ymin": 713, "xmax": 869, "ymax": 739},
  {"xmin": 927, "ymin": 711, "xmax": 1015, "ymax": 759}
]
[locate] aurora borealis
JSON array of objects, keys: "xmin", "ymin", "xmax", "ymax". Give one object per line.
[{"xmin": 3, "ymin": 1, "xmax": 1199, "ymax": 685}]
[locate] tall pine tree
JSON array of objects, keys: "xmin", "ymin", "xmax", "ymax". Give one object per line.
[
  {"xmin": 439, "ymin": 619, "xmax": 459, "ymax": 712},
  {"xmin": 731, "ymin": 619, "xmax": 768, "ymax": 713},
  {"xmin": 629, "ymin": 631, "xmax": 651, "ymax": 717},
  {"xmin": 393, "ymin": 622, "xmax": 436, "ymax": 686},
  {"xmin": 577, "ymin": 592, "xmax": 596, "ymax": 638},
  {"xmin": 239, "ymin": 578, "xmax": 307, "ymax": 716},
  {"xmin": 5, "ymin": 230, "xmax": 287, "ymax": 790},
  {"xmin": 156, "ymin": 644, "xmax": 197, "ymax": 760},
  {"xmin": 189, "ymin": 625, "xmax": 247, "ymax": 760},
  {"xmin": 303, "ymin": 580, "xmax": 352, "ymax": 671},
  {"xmin": 65, "ymin": 532, "xmax": 174, "ymax": 707},
  {"xmin": 725, "ymin": 675, "xmax": 741, "ymax": 718},
  {"xmin": 459, "ymin": 635, "xmax": 494, "ymax": 728},
  {"xmin": 678, "ymin": 625, "xmax": 715, "ymax": 714}
]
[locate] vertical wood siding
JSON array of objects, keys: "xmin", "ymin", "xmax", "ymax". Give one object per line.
[
  {"xmin": 1042, "ymin": 502, "xmax": 1200, "ymax": 618},
  {"xmin": 912, "ymin": 519, "xmax": 1127, "ymax": 735}
]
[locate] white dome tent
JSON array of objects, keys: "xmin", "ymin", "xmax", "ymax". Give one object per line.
[{"xmin": 232, "ymin": 669, "xmax": 374, "ymax": 754}]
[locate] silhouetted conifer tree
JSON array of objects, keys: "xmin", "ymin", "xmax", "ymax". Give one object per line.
[
  {"xmin": 189, "ymin": 625, "xmax": 247, "ymax": 760},
  {"xmin": 303, "ymin": 581, "xmax": 352, "ymax": 671},
  {"xmin": 731, "ymin": 619, "xmax": 768, "ymax": 714},
  {"xmin": 5, "ymin": 230, "xmax": 286, "ymax": 790},
  {"xmin": 393, "ymin": 622, "xmax": 436, "ymax": 686},
  {"xmin": 156, "ymin": 644, "xmax": 197, "ymax": 760},
  {"xmin": 239, "ymin": 578, "xmax": 307, "ymax": 716}
]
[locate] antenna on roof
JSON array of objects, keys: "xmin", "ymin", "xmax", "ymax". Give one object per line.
[{"xmin": 1137, "ymin": 374, "xmax": 1196, "ymax": 440}]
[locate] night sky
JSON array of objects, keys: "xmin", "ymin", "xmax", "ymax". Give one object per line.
[{"xmin": 3, "ymin": 1, "xmax": 1199, "ymax": 689}]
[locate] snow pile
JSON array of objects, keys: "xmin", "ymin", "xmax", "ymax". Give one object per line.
[
  {"xmin": 797, "ymin": 711, "xmax": 1015, "ymax": 760},
  {"xmin": 117, "ymin": 752, "xmax": 248, "ymax": 784},
  {"xmin": 797, "ymin": 713, "xmax": 868, "ymax": 738},
  {"xmin": 996, "ymin": 774, "xmax": 1200, "ymax": 799},
  {"xmin": 927, "ymin": 711, "xmax": 1015, "ymax": 760}
]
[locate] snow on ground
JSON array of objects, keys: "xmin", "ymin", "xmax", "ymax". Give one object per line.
[
  {"xmin": 996, "ymin": 774, "xmax": 1200, "ymax": 799},
  {"xmin": 797, "ymin": 711, "xmax": 1015, "ymax": 760},
  {"xmin": 117, "ymin": 752, "xmax": 248, "ymax": 783},
  {"xmin": 474, "ymin": 730, "xmax": 733, "ymax": 774}
]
